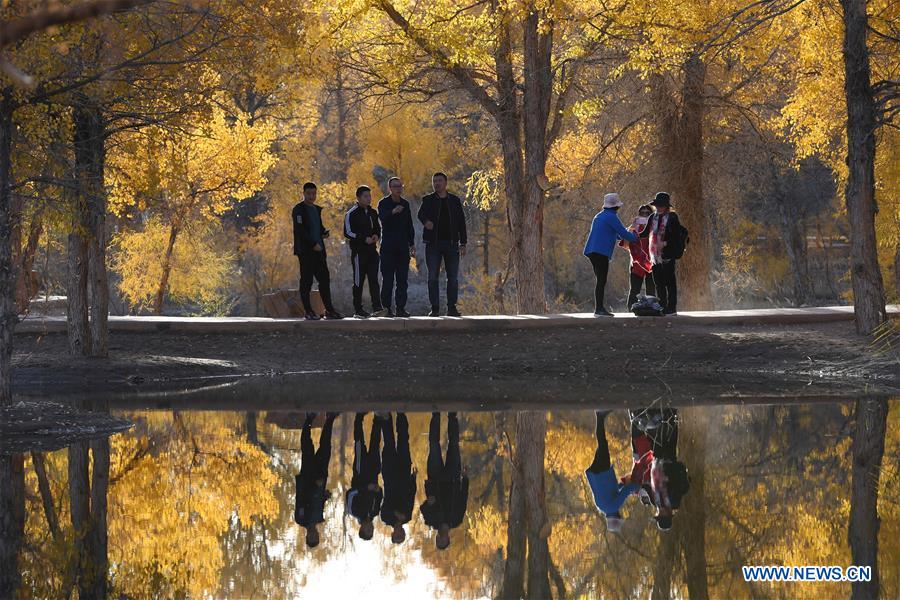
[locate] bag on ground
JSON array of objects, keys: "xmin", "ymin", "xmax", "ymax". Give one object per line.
[{"xmin": 631, "ymin": 295, "xmax": 665, "ymax": 317}]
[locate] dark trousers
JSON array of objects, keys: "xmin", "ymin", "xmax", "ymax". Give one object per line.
[
  {"xmin": 380, "ymin": 246, "xmax": 411, "ymax": 310},
  {"xmin": 627, "ymin": 272, "xmax": 656, "ymax": 308},
  {"xmin": 351, "ymin": 248, "xmax": 382, "ymax": 312},
  {"xmin": 300, "ymin": 413, "xmax": 335, "ymax": 481},
  {"xmin": 298, "ymin": 252, "xmax": 335, "ymax": 313},
  {"xmin": 381, "ymin": 413, "xmax": 412, "ymax": 482},
  {"xmin": 427, "ymin": 412, "xmax": 461, "ymax": 482},
  {"xmin": 588, "ymin": 412, "xmax": 612, "ymax": 473},
  {"xmin": 588, "ymin": 253, "xmax": 610, "ymax": 312},
  {"xmin": 425, "ymin": 241, "xmax": 460, "ymax": 310},
  {"xmin": 652, "ymin": 260, "xmax": 677, "ymax": 312},
  {"xmin": 352, "ymin": 413, "xmax": 382, "ymax": 485}
]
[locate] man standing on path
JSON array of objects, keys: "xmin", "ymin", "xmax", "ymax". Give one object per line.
[
  {"xmin": 291, "ymin": 182, "xmax": 343, "ymax": 320},
  {"xmin": 420, "ymin": 412, "xmax": 468, "ymax": 550},
  {"xmin": 583, "ymin": 193, "xmax": 639, "ymax": 316},
  {"xmin": 640, "ymin": 192, "xmax": 684, "ymax": 315},
  {"xmin": 345, "ymin": 413, "xmax": 385, "ymax": 540},
  {"xmin": 294, "ymin": 412, "xmax": 338, "ymax": 548},
  {"xmin": 379, "ymin": 412, "xmax": 417, "ymax": 544},
  {"xmin": 344, "ymin": 186, "xmax": 387, "ymax": 318},
  {"xmin": 377, "ymin": 177, "xmax": 416, "ymax": 318},
  {"xmin": 418, "ymin": 172, "xmax": 468, "ymax": 317}
]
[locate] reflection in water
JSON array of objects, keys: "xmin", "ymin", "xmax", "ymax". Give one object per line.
[{"xmin": 2, "ymin": 402, "xmax": 898, "ymax": 598}]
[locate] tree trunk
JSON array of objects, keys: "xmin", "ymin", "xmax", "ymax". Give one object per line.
[
  {"xmin": 518, "ymin": 412, "xmax": 551, "ymax": 599},
  {"xmin": 499, "ymin": 455, "xmax": 527, "ymax": 600},
  {"xmin": 14, "ymin": 207, "xmax": 43, "ymax": 314},
  {"xmin": 0, "ymin": 88, "xmax": 16, "ymax": 405},
  {"xmin": 677, "ymin": 408, "xmax": 709, "ymax": 600},
  {"xmin": 68, "ymin": 440, "xmax": 91, "ymax": 597},
  {"xmin": 67, "ymin": 218, "xmax": 91, "ymax": 355},
  {"xmin": 31, "ymin": 451, "xmax": 62, "ymax": 540},
  {"xmin": 653, "ymin": 57, "xmax": 714, "ymax": 310},
  {"xmin": 516, "ymin": 9, "xmax": 551, "ymax": 315},
  {"xmin": 153, "ymin": 222, "xmax": 179, "ymax": 315},
  {"xmin": 651, "ymin": 527, "xmax": 678, "ymax": 600},
  {"xmin": 483, "ymin": 211, "xmax": 490, "ymax": 275},
  {"xmin": 73, "ymin": 97, "xmax": 109, "ymax": 357},
  {"xmin": 85, "ymin": 436, "xmax": 110, "ymax": 599},
  {"xmin": 778, "ymin": 199, "xmax": 811, "ymax": 306},
  {"xmin": 840, "ymin": 0, "xmax": 886, "ymax": 334},
  {"xmin": 848, "ymin": 398, "xmax": 887, "ymax": 600},
  {"xmin": 0, "ymin": 453, "xmax": 25, "ymax": 598}
]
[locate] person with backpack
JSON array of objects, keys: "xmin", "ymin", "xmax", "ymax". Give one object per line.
[
  {"xmin": 639, "ymin": 192, "xmax": 687, "ymax": 315},
  {"xmin": 618, "ymin": 204, "xmax": 656, "ymax": 308},
  {"xmin": 628, "ymin": 407, "xmax": 690, "ymax": 531},
  {"xmin": 583, "ymin": 193, "xmax": 639, "ymax": 317}
]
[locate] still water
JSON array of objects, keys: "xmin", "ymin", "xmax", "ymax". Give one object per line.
[{"xmin": 2, "ymin": 401, "xmax": 898, "ymax": 599}]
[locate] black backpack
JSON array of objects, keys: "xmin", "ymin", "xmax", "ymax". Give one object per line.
[{"xmin": 667, "ymin": 217, "xmax": 689, "ymax": 259}]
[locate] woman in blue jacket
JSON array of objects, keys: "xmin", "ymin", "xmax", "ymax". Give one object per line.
[
  {"xmin": 585, "ymin": 410, "xmax": 640, "ymax": 533},
  {"xmin": 583, "ymin": 193, "xmax": 639, "ymax": 316}
]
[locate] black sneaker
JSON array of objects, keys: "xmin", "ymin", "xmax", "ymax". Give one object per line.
[
  {"xmin": 384, "ymin": 309, "xmax": 396, "ymax": 318},
  {"xmin": 664, "ymin": 309, "xmax": 678, "ymax": 316},
  {"xmin": 324, "ymin": 310, "xmax": 344, "ymax": 320},
  {"xmin": 396, "ymin": 308, "xmax": 410, "ymax": 318},
  {"xmin": 371, "ymin": 307, "xmax": 388, "ymax": 317},
  {"xmin": 593, "ymin": 308, "xmax": 614, "ymax": 317},
  {"xmin": 354, "ymin": 309, "xmax": 371, "ymax": 319},
  {"xmin": 305, "ymin": 312, "xmax": 321, "ymax": 321},
  {"xmin": 427, "ymin": 308, "xmax": 441, "ymax": 317},
  {"xmin": 447, "ymin": 306, "xmax": 462, "ymax": 317}
]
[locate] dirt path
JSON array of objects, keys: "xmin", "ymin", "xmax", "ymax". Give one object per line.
[{"xmin": 12, "ymin": 320, "xmax": 899, "ymax": 402}]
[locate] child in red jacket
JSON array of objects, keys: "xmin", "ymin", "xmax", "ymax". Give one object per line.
[{"xmin": 619, "ymin": 204, "xmax": 656, "ymax": 308}]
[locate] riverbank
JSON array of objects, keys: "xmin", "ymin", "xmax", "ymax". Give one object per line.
[{"xmin": 11, "ymin": 313, "xmax": 899, "ymax": 403}]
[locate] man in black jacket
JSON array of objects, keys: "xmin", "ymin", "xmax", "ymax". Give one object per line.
[
  {"xmin": 345, "ymin": 413, "xmax": 385, "ymax": 540},
  {"xmin": 418, "ymin": 172, "xmax": 467, "ymax": 317},
  {"xmin": 640, "ymin": 192, "xmax": 682, "ymax": 315},
  {"xmin": 421, "ymin": 412, "xmax": 468, "ymax": 550},
  {"xmin": 291, "ymin": 182, "xmax": 343, "ymax": 320},
  {"xmin": 344, "ymin": 186, "xmax": 387, "ymax": 318},
  {"xmin": 377, "ymin": 177, "xmax": 416, "ymax": 318},
  {"xmin": 379, "ymin": 412, "xmax": 417, "ymax": 544},
  {"xmin": 629, "ymin": 407, "xmax": 690, "ymax": 531},
  {"xmin": 294, "ymin": 412, "xmax": 338, "ymax": 548}
]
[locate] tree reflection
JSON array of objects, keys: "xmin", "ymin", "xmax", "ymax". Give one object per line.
[{"xmin": 1, "ymin": 402, "xmax": 895, "ymax": 599}]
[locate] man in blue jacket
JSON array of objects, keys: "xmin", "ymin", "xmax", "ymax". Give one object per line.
[
  {"xmin": 377, "ymin": 177, "xmax": 416, "ymax": 318},
  {"xmin": 583, "ymin": 193, "xmax": 639, "ymax": 316},
  {"xmin": 418, "ymin": 172, "xmax": 467, "ymax": 317}
]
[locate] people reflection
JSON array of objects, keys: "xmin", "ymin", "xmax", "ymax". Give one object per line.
[
  {"xmin": 421, "ymin": 412, "xmax": 469, "ymax": 550},
  {"xmin": 630, "ymin": 408, "xmax": 690, "ymax": 530},
  {"xmin": 380, "ymin": 412, "xmax": 417, "ymax": 544},
  {"xmin": 345, "ymin": 412, "xmax": 385, "ymax": 540},
  {"xmin": 585, "ymin": 410, "xmax": 643, "ymax": 533},
  {"xmin": 294, "ymin": 412, "xmax": 338, "ymax": 548}
]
